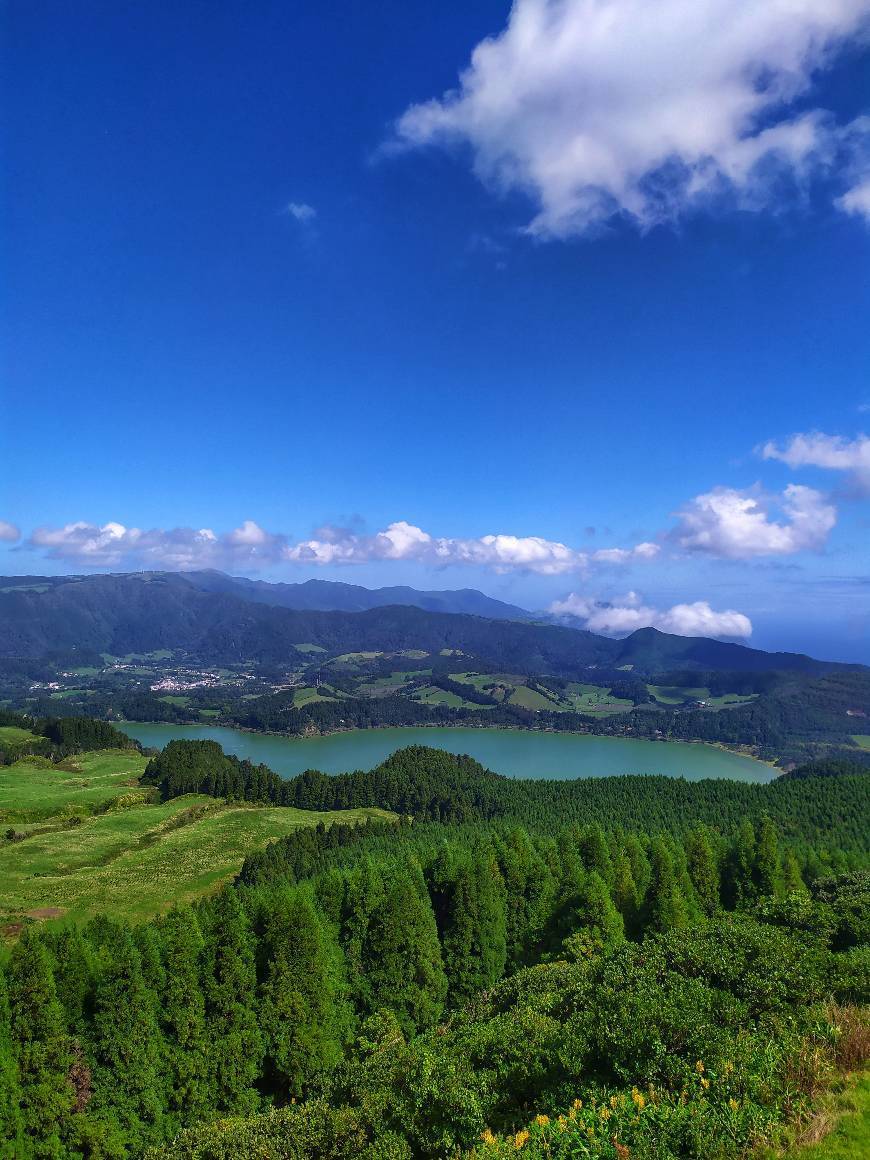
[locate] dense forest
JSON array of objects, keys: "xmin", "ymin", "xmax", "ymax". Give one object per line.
[{"xmin": 2, "ymin": 727, "xmax": 869, "ymax": 1158}]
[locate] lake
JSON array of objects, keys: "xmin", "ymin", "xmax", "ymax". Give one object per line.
[{"xmin": 119, "ymin": 722, "xmax": 774, "ymax": 783}]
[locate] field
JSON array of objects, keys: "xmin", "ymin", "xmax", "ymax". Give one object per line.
[
  {"xmin": 0, "ymin": 749, "xmax": 393, "ymax": 925},
  {"xmin": 852, "ymin": 735, "xmax": 870, "ymax": 750},
  {"xmin": 0, "ymin": 725, "xmax": 36, "ymax": 746},
  {"xmin": 647, "ymin": 684, "xmax": 758, "ymax": 709}
]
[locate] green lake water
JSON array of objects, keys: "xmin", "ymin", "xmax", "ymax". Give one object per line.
[{"xmin": 119, "ymin": 722, "xmax": 774, "ymax": 783}]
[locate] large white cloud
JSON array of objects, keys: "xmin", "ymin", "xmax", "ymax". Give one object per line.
[
  {"xmin": 0, "ymin": 521, "xmax": 20, "ymax": 543},
  {"xmin": 393, "ymin": 0, "xmax": 870, "ymax": 237},
  {"xmin": 550, "ymin": 590, "xmax": 752, "ymax": 638},
  {"xmin": 672, "ymin": 484, "xmax": 836, "ymax": 558},
  {"xmin": 761, "ymin": 431, "xmax": 870, "ymax": 492},
  {"xmin": 24, "ymin": 517, "xmax": 659, "ymax": 575}
]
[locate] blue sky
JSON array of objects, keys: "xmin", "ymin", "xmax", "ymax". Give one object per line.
[{"xmin": 2, "ymin": 0, "xmax": 870, "ymax": 661}]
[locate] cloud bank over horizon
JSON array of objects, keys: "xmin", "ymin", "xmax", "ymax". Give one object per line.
[
  {"xmin": 392, "ymin": 0, "xmax": 870, "ymax": 238},
  {"xmin": 19, "ymin": 518, "xmax": 660, "ymax": 575},
  {"xmin": 548, "ymin": 590, "xmax": 753, "ymax": 639}
]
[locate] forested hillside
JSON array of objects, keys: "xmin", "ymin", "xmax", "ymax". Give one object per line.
[
  {"xmin": 0, "ymin": 571, "xmax": 857, "ymax": 674},
  {"xmin": 1, "ymin": 727, "xmax": 868, "ymax": 1158}
]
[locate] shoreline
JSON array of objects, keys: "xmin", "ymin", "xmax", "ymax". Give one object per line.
[{"xmin": 118, "ymin": 717, "xmax": 779, "ymax": 773}]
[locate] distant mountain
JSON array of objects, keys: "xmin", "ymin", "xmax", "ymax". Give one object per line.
[
  {"xmin": 182, "ymin": 571, "xmax": 531, "ymax": 620},
  {"xmin": 0, "ymin": 571, "xmax": 861, "ymax": 676}
]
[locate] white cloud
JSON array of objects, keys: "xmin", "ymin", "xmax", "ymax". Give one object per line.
[
  {"xmin": 25, "ymin": 517, "xmax": 659, "ymax": 576},
  {"xmin": 550, "ymin": 590, "xmax": 752, "ymax": 639},
  {"xmin": 0, "ymin": 521, "xmax": 20, "ymax": 543},
  {"xmin": 28, "ymin": 521, "xmax": 285, "ymax": 569},
  {"xmin": 761, "ymin": 431, "xmax": 870, "ymax": 492},
  {"xmin": 672, "ymin": 484, "xmax": 836, "ymax": 558},
  {"xmin": 838, "ymin": 175, "xmax": 870, "ymax": 219},
  {"xmin": 284, "ymin": 202, "xmax": 317, "ymax": 223},
  {"xmin": 392, "ymin": 0, "xmax": 870, "ymax": 238},
  {"xmin": 284, "ymin": 520, "xmax": 658, "ymax": 574}
]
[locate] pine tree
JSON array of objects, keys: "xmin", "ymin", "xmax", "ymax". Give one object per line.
[
  {"xmin": 436, "ymin": 844, "xmax": 507, "ymax": 1005},
  {"xmin": 362, "ymin": 861, "xmax": 447, "ymax": 1034},
  {"xmin": 88, "ymin": 925, "xmax": 165, "ymax": 1153},
  {"xmin": 6, "ymin": 927, "xmax": 74, "ymax": 1159},
  {"xmin": 578, "ymin": 824, "xmax": 613, "ymax": 884},
  {"xmin": 726, "ymin": 819, "xmax": 758, "ymax": 908},
  {"xmin": 158, "ymin": 906, "xmax": 210, "ymax": 1126},
  {"xmin": 643, "ymin": 837, "xmax": 690, "ymax": 934},
  {"xmin": 686, "ymin": 826, "xmax": 720, "ymax": 916},
  {"xmin": 782, "ymin": 849, "xmax": 806, "ymax": 894},
  {"xmin": 43, "ymin": 925, "xmax": 94, "ymax": 1034},
  {"xmin": 755, "ymin": 816, "xmax": 781, "ymax": 898},
  {"xmin": 259, "ymin": 886, "xmax": 344, "ymax": 1100},
  {"xmin": 0, "ymin": 969, "xmax": 23, "ymax": 1159},
  {"xmin": 611, "ymin": 850, "xmax": 641, "ymax": 936},
  {"xmin": 202, "ymin": 889, "xmax": 263, "ymax": 1116},
  {"xmin": 576, "ymin": 870, "xmax": 624, "ymax": 947}
]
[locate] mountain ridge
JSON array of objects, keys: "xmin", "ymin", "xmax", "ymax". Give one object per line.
[{"xmin": 0, "ymin": 571, "xmax": 862, "ymax": 675}]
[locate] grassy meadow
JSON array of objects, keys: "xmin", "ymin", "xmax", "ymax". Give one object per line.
[{"xmin": 0, "ymin": 747, "xmax": 393, "ymax": 926}]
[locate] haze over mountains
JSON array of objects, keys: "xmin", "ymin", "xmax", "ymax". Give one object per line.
[{"xmin": 0, "ymin": 571, "xmax": 859, "ymax": 676}]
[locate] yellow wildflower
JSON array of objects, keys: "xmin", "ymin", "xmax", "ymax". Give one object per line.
[
  {"xmin": 695, "ymin": 1060, "xmax": 705, "ymax": 1074},
  {"xmin": 587, "ymin": 1127, "xmax": 596, "ymax": 1138},
  {"xmin": 568, "ymin": 1108, "xmax": 577, "ymax": 1121},
  {"xmin": 573, "ymin": 1098, "xmax": 583, "ymax": 1110},
  {"xmin": 558, "ymin": 1116, "xmax": 567, "ymax": 1131},
  {"xmin": 600, "ymin": 1107, "xmax": 612, "ymax": 1121},
  {"xmin": 631, "ymin": 1088, "xmax": 646, "ymax": 1111},
  {"xmin": 723, "ymin": 1061, "xmax": 734, "ymax": 1075},
  {"xmin": 728, "ymin": 1098, "xmax": 740, "ymax": 1112},
  {"xmin": 480, "ymin": 1128, "xmax": 496, "ymax": 1145},
  {"xmin": 610, "ymin": 1095, "xmax": 618, "ymax": 1109},
  {"xmin": 536, "ymin": 1115, "xmax": 550, "ymax": 1127},
  {"xmin": 700, "ymin": 1077, "xmax": 710, "ymax": 1090},
  {"xmin": 514, "ymin": 1129, "xmax": 530, "ymax": 1150}
]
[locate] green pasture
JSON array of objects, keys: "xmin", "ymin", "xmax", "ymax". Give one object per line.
[
  {"xmin": 852, "ymin": 735, "xmax": 870, "ymax": 750},
  {"xmin": 0, "ymin": 748, "xmax": 394, "ymax": 925},
  {"xmin": 0, "ymin": 749, "xmax": 148, "ymax": 823},
  {"xmin": 0, "ymin": 725, "xmax": 36, "ymax": 747}
]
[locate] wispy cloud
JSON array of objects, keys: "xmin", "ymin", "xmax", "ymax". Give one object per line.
[
  {"xmin": 0, "ymin": 521, "xmax": 21, "ymax": 543},
  {"xmin": 391, "ymin": 0, "xmax": 870, "ymax": 239},
  {"xmin": 671, "ymin": 485, "xmax": 836, "ymax": 558},
  {"xmin": 549, "ymin": 590, "xmax": 752, "ymax": 639},
  {"xmin": 283, "ymin": 201, "xmax": 317, "ymax": 223},
  {"xmin": 760, "ymin": 431, "xmax": 870, "ymax": 493},
  {"xmin": 22, "ymin": 517, "xmax": 659, "ymax": 575}
]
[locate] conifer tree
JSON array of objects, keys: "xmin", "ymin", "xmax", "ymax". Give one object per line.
[
  {"xmin": 158, "ymin": 906, "xmax": 210, "ymax": 1126},
  {"xmin": 726, "ymin": 819, "xmax": 758, "ymax": 908},
  {"xmin": 643, "ymin": 837, "xmax": 690, "ymax": 933},
  {"xmin": 686, "ymin": 826, "xmax": 721, "ymax": 916},
  {"xmin": 259, "ymin": 886, "xmax": 344, "ymax": 1100},
  {"xmin": 578, "ymin": 824, "xmax": 613, "ymax": 884},
  {"xmin": 782, "ymin": 849, "xmax": 806, "ymax": 894},
  {"xmin": 6, "ymin": 927, "xmax": 74, "ymax": 1159},
  {"xmin": 88, "ymin": 925, "xmax": 165, "ymax": 1153},
  {"xmin": 611, "ymin": 850, "xmax": 641, "ymax": 936},
  {"xmin": 755, "ymin": 816, "xmax": 782, "ymax": 898},
  {"xmin": 434, "ymin": 843, "xmax": 507, "ymax": 1004},
  {"xmin": 202, "ymin": 888, "xmax": 263, "ymax": 1115},
  {"xmin": 579, "ymin": 870, "xmax": 624, "ymax": 945},
  {"xmin": 0, "ymin": 969, "xmax": 23, "ymax": 1159},
  {"xmin": 43, "ymin": 925, "xmax": 94, "ymax": 1034},
  {"xmin": 362, "ymin": 861, "xmax": 447, "ymax": 1033}
]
